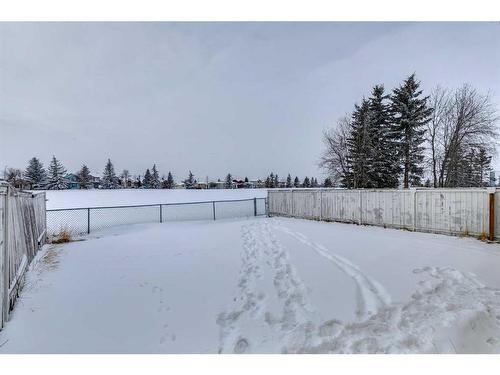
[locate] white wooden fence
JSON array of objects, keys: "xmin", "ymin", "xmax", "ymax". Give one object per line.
[
  {"xmin": 0, "ymin": 183, "xmax": 46, "ymax": 330},
  {"xmin": 268, "ymin": 188, "xmax": 498, "ymax": 240}
]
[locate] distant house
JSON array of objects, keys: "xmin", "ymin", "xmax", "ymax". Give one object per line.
[
  {"xmin": 194, "ymin": 181, "xmax": 208, "ymax": 189},
  {"xmin": 64, "ymin": 174, "xmax": 80, "ymax": 189},
  {"xmin": 276, "ymin": 180, "xmax": 287, "ymax": 188},
  {"xmin": 246, "ymin": 179, "xmax": 265, "ymax": 189},
  {"xmin": 232, "ymin": 179, "xmax": 245, "ymax": 189},
  {"xmin": 211, "ymin": 181, "xmax": 226, "ymax": 189}
]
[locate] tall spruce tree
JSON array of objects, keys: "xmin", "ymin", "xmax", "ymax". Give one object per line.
[
  {"xmin": 303, "ymin": 176, "xmax": 310, "ymax": 187},
  {"xmin": 225, "ymin": 173, "xmax": 233, "ymax": 188},
  {"xmin": 268, "ymin": 173, "xmax": 275, "ymax": 188},
  {"xmin": 151, "ymin": 164, "xmax": 160, "ymax": 189},
  {"xmin": 265, "ymin": 176, "xmax": 271, "ymax": 188},
  {"xmin": 76, "ymin": 165, "xmax": 92, "ymax": 189},
  {"xmin": 293, "ymin": 176, "xmax": 300, "ymax": 187},
  {"xmin": 142, "ymin": 169, "xmax": 152, "ymax": 188},
  {"xmin": 184, "ymin": 171, "xmax": 195, "ymax": 188},
  {"xmin": 390, "ymin": 74, "xmax": 433, "ymax": 188},
  {"xmin": 286, "ymin": 174, "xmax": 292, "ymax": 188},
  {"xmin": 24, "ymin": 157, "xmax": 47, "ymax": 189},
  {"xmin": 475, "ymin": 148, "xmax": 492, "ymax": 187},
  {"xmin": 274, "ymin": 174, "xmax": 279, "ymax": 188},
  {"xmin": 346, "ymin": 99, "xmax": 376, "ymax": 188},
  {"xmin": 163, "ymin": 172, "xmax": 174, "ymax": 189},
  {"xmin": 47, "ymin": 156, "xmax": 67, "ymax": 190},
  {"xmin": 368, "ymin": 85, "xmax": 400, "ymax": 188},
  {"xmin": 323, "ymin": 177, "xmax": 333, "ymax": 187},
  {"xmin": 101, "ymin": 159, "xmax": 118, "ymax": 189}
]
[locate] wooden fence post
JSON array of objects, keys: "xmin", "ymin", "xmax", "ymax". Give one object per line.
[
  {"xmin": 319, "ymin": 189, "xmax": 323, "ymax": 221},
  {"xmin": 488, "ymin": 188, "xmax": 495, "ymax": 241},
  {"xmin": 358, "ymin": 190, "xmax": 362, "ymax": 225},
  {"xmin": 411, "ymin": 188, "xmax": 417, "ymax": 232},
  {"xmin": 2, "ymin": 187, "xmax": 10, "ymax": 324},
  {"xmin": 0, "ymin": 190, "xmax": 6, "ymax": 329}
]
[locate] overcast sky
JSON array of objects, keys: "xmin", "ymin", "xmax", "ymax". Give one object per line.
[{"xmin": 1, "ymin": 22, "xmax": 499, "ymax": 181}]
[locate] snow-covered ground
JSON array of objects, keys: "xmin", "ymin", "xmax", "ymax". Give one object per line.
[
  {"xmin": 1, "ymin": 217, "xmax": 500, "ymax": 353},
  {"xmin": 44, "ymin": 189, "xmax": 268, "ymax": 210}
]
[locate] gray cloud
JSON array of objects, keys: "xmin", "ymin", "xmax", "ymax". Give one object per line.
[{"xmin": 1, "ymin": 22, "xmax": 499, "ymax": 180}]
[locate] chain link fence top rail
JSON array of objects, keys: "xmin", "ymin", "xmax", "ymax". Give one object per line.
[{"xmin": 46, "ymin": 197, "xmax": 267, "ymax": 236}]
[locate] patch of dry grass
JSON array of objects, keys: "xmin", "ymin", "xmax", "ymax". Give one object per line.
[{"xmin": 50, "ymin": 228, "xmax": 72, "ymax": 244}]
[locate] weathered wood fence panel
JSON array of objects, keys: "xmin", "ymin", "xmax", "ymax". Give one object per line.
[
  {"xmin": 1, "ymin": 183, "xmax": 46, "ymax": 330},
  {"xmin": 269, "ymin": 188, "xmax": 498, "ymax": 240}
]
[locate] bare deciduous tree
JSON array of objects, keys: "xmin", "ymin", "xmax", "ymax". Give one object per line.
[
  {"xmin": 431, "ymin": 84, "xmax": 498, "ymax": 187},
  {"xmin": 319, "ymin": 116, "xmax": 351, "ymax": 187},
  {"xmin": 426, "ymin": 86, "xmax": 450, "ymax": 187}
]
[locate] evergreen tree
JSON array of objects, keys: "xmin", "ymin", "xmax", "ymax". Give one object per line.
[
  {"xmin": 368, "ymin": 85, "xmax": 400, "ymax": 188},
  {"xmin": 143, "ymin": 169, "xmax": 152, "ymax": 188},
  {"xmin": 475, "ymin": 148, "xmax": 492, "ymax": 187},
  {"xmin": 244, "ymin": 177, "xmax": 249, "ymax": 183},
  {"xmin": 268, "ymin": 173, "xmax": 275, "ymax": 188},
  {"xmin": 101, "ymin": 159, "xmax": 118, "ymax": 189},
  {"xmin": 136, "ymin": 176, "xmax": 142, "ymax": 188},
  {"xmin": 76, "ymin": 165, "xmax": 92, "ymax": 189},
  {"xmin": 274, "ymin": 174, "xmax": 279, "ymax": 188},
  {"xmin": 225, "ymin": 173, "xmax": 233, "ymax": 188},
  {"xmin": 286, "ymin": 174, "xmax": 292, "ymax": 188},
  {"xmin": 390, "ymin": 74, "xmax": 433, "ymax": 188},
  {"xmin": 162, "ymin": 172, "xmax": 174, "ymax": 189},
  {"xmin": 24, "ymin": 157, "xmax": 47, "ymax": 189},
  {"xmin": 293, "ymin": 176, "xmax": 300, "ymax": 188},
  {"xmin": 151, "ymin": 164, "xmax": 160, "ymax": 189},
  {"xmin": 46, "ymin": 156, "xmax": 67, "ymax": 190},
  {"xmin": 324, "ymin": 177, "xmax": 333, "ymax": 187},
  {"xmin": 265, "ymin": 176, "xmax": 271, "ymax": 188},
  {"xmin": 346, "ymin": 99, "xmax": 377, "ymax": 188},
  {"xmin": 184, "ymin": 171, "xmax": 195, "ymax": 188},
  {"xmin": 303, "ymin": 176, "xmax": 310, "ymax": 188}
]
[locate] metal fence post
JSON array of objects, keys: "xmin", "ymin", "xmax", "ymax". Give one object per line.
[
  {"xmin": 254, "ymin": 198, "xmax": 257, "ymax": 217},
  {"xmin": 87, "ymin": 208, "xmax": 90, "ymax": 234},
  {"xmin": 159, "ymin": 204, "xmax": 163, "ymax": 223},
  {"xmin": 213, "ymin": 201, "xmax": 216, "ymax": 220}
]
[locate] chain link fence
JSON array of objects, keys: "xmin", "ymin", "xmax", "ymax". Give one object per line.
[{"xmin": 47, "ymin": 197, "xmax": 267, "ymax": 236}]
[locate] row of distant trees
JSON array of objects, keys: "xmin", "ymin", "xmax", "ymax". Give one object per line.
[
  {"xmin": 4, "ymin": 157, "xmax": 331, "ymax": 190},
  {"xmin": 4, "ymin": 157, "xmax": 185, "ymax": 190},
  {"xmin": 264, "ymin": 172, "xmax": 327, "ymax": 188},
  {"xmin": 320, "ymin": 74, "xmax": 498, "ymax": 188}
]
